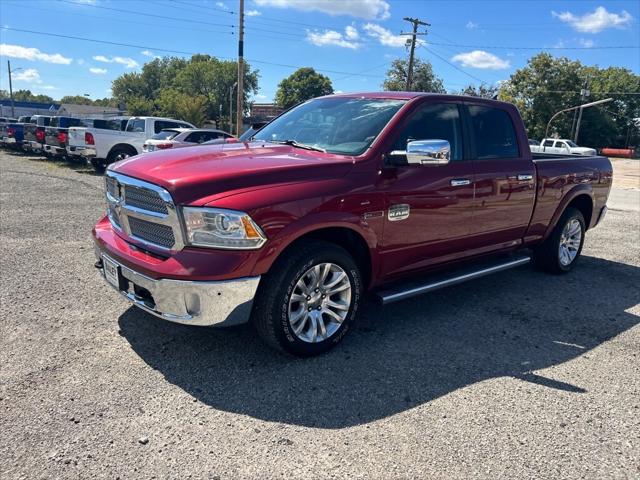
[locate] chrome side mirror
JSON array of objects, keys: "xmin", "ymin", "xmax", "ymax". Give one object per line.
[{"xmin": 390, "ymin": 139, "xmax": 451, "ymax": 165}]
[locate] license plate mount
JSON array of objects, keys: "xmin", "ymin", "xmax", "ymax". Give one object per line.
[{"xmin": 103, "ymin": 255, "xmax": 120, "ymax": 289}]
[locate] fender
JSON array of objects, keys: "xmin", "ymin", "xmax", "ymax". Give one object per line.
[
  {"xmin": 542, "ymin": 183, "xmax": 594, "ymax": 240},
  {"xmin": 250, "ymin": 211, "xmax": 380, "ymax": 286}
]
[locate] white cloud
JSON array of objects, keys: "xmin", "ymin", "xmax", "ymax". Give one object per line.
[
  {"xmin": 552, "ymin": 6, "xmax": 633, "ymax": 33},
  {"xmin": 246, "ymin": 9, "xmax": 261, "ymax": 16},
  {"xmin": 89, "ymin": 67, "xmax": 107, "ymax": 74},
  {"xmin": 77, "ymin": 58, "xmax": 85, "ymax": 65},
  {"xmin": 215, "ymin": 1, "xmax": 228, "ymax": 9},
  {"xmin": 254, "ymin": 0, "xmax": 390, "ymax": 20},
  {"xmin": 579, "ymin": 38, "xmax": 595, "ymax": 48},
  {"xmin": 93, "ymin": 55, "xmax": 139, "ymax": 68},
  {"xmin": 141, "ymin": 50, "xmax": 154, "ymax": 57},
  {"xmin": 0, "ymin": 43, "xmax": 72, "ymax": 64},
  {"xmin": 345, "ymin": 25, "xmax": 359, "ymax": 40},
  {"xmin": 451, "ymin": 50, "xmax": 510, "ymax": 70},
  {"xmin": 307, "ymin": 26, "xmax": 362, "ymax": 49},
  {"xmin": 466, "ymin": 21, "xmax": 479, "ymax": 29},
  {"xmin": 363, "ymin": 23, "xmax": 414, "ymax": 48},
  {"xmin": 41, "ymin": 85, "xmax": 57, "ymax": 90},
  {"xmin": 13, "ymin": 68, "xmax": 41, "ymax": 83},
  {"xmin": 254, "ymin": 94, "xmax": 267, "ymax": 100}
]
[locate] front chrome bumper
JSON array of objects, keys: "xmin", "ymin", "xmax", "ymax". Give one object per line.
[
  {"xmin": 96, "ymin": 252, "xmax": 260, "ymax": 327},
  {"xmin": 24, "ymin": 141, "xmax": 43, "ymax": 152}
]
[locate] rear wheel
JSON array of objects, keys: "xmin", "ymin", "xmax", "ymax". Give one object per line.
[
  {"xmin": 107, "ymin": 146, "xmax": 136, "ymax": 165},
  {"xmin": 533, "ymin": 207, "xmax": 585, "ymax": 273},
  {"xmin": 252, "ymin": 240, "xmax": 362, "ymax": 357}
]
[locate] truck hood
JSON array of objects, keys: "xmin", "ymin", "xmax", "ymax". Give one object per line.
[
  {"xmin": 570, "ymin": 147, "xmax": 597, "ymax": 155},
  {"xmin": 110, "ymin": 142, "xmax": 355, "ymax": 205}
]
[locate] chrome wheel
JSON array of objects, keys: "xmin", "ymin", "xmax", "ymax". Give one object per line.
[
  {"xmin": 287, "ymin": 263, "xmax": 352, "ymax": 343},
  {"xmin": 558, "ymin": 218, "xmax": 582, "ymax": 266},
  {"xmin": 114, "ymin": 152, "xmax": 130, "ymax": 161}
]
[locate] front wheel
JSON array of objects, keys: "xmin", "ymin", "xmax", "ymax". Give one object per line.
[
  {"xmin": 533, "ymin": 207, "xmax": 586, "ymax": 273},
  {"xmin": 252, "ymin": 240, "xmax": 362, "ymax": 357}
]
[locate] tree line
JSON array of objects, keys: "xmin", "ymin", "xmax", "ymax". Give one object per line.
[{"xmin": 2, "ymin": 53, "xmax": 637, "ymax": 148}]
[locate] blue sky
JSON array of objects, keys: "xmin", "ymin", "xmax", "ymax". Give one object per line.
[{"xmin": 0, "ymin": 0, "xmax": 638, "ymax": 102}]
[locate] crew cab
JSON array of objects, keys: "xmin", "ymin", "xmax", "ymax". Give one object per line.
[
  {"xmin": 93, "ymin": 93, "xmax": 612, "ymax": 357},
  {"xmin": 43, "ymin": 116, "xmax": 86, "ymax": 158},
  {"xmin": 530, "ymin": 138, "xmax": 597, "ymax": 156},
  {"xmin": 67, "ymin": 117, "xmax": 130, "ymax": 162},
  {"xmin": 80, "ymin": 116, "xmax": 194, "ymax": 172},
  {"xmin": 23, "ymin": 115, "xmax": 52, "ymax": 153}
]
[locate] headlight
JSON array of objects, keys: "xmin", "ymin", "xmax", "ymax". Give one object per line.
[{"xmin": 182, "ymin": 207, "xmax": 267, "ymax": 249}]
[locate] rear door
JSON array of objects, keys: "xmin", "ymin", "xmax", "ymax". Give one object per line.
[
  {"xmin": 379, "ymin": 101, "xmax": 476, "ymax": 278},
  {"xmin": 465, "ymin": 103, "xmax": 535, "ymax": 250}
]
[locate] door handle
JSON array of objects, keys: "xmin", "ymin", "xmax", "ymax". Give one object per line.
[
  {"xmin": 517, "ymin": 174, "xmax": 533, "ymax": 181},
  {"xmin": 450, "ymin": 179, "xmax": 471, "ymax": 187}
]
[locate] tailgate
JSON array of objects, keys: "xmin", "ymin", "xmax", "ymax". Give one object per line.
[
  {"xmin": 45, "ymin": 128, "xmax": 61, "ymax": 146},
  {"xmin": 68, "ymin": 128, "xmax": 87, "ymax": 148},
  {"xmin": 23, "ymin": 125, "xmax": 38, "ymax": 142}
]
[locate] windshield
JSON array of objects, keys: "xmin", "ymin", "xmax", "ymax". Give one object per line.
[
  {"xmin": 151, "ymin": 129, "xmax": 181, "ymax": 140},
  {"xmin": 565, "ymin": 140, "xmax": 578, "ymax": 147},
  {"xmin": 252, "ymin": 97, "xmax": 406, "ymax": 155}
]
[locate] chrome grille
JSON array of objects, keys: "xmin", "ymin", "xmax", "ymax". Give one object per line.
[
  {"xmin": 105, "ymin": 171, "xmax": 183, "ymax": 251},
  {"xmin": 124, "ymin": 185, "xmax": 168, "ymax": 214},
  {"xmin": 105, "ymin": 176, "xmax": 119, "ymax": 199},
  {"xmin": 128, "ymin": 217, "xmax": 175, "ymax": 248}
]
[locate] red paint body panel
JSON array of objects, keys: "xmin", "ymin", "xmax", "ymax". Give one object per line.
[{"xmin": 93, "ymin": 93, "xmax": 613, "ymax": 290}]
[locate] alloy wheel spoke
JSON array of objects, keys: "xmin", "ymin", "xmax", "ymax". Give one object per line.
[
  {"xmin": 326, "ymin": 299, "xmax": 349, "ymax": 311},
  {"xmin": 323, "ymin": 307, "xmax": 344, "ymax": 324},
  {"xmin": 323, "ymin": 271, "xmax": 346, "ymax": 290}
]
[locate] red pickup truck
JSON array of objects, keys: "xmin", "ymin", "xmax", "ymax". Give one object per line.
[{"xmin": 93, "ymin": 92, "xmax": 612, "ymax": 356}]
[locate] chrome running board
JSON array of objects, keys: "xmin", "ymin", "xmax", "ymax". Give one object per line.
[{"xmin": 376, "ymin": 255, "xmax": 531, "ymax": 305}]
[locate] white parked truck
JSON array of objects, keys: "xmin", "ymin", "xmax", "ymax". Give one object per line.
[
  {"xmin": 70, "ymin": 116, "xmax": 194, "ymax": 172},
  {"xmin": 530, "ymin": 138, "xmax": 597, "ymax": 156}
]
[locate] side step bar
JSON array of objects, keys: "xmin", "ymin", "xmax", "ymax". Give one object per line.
[{"xmin": 376, "ymin": 255, "xmax": 531, "ymax": 305}]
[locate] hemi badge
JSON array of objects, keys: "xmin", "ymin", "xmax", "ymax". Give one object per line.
[{"xmin": 388, "ymin": 204, "xmax": 410, "ymax": 221}]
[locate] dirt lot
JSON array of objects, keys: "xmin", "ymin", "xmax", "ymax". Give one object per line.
[{"xmin": 1, "ymin": 151, "xmax": 638, "ymax": 479}]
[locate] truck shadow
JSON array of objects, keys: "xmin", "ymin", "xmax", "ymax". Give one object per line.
[{"xmin": 117, "ymin": 255, "xmax": 640, "ymax": 429}]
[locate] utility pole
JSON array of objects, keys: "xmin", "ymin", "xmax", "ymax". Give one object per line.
[
  {"xmin": 573, "ymin": 77, "xmax": 590, "ymax": 143},
  {"xmin": 229, "ymin": 82, "xmax": 237, "ymax": 135},
  {"xmin": 235, "ymin": 0, "xmax": 245, "ymax": 136},
  {"xmin": 8, "ymin": 60, "xmax": 16, "ymax": 118},
  {"xmin": 570, "ymin": 77, "xmax": 589, "ymax": 139},
  {"xmin": 401, "ymin": 17, "xmax": 429, "ymax": 91}
]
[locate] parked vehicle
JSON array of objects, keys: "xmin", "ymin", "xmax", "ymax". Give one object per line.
[
  {"xmin": 23, "ymin": 115, "xmax": 53, "ymax": 153},
  {"xmin": 530, "ymin": 138, "xmax": 597, "ymax": 156},
  {"xmin": 93, "ymin": 93, "xmax": 612, "ymax": 357},
  {"xmin": 0, "ymin": 117, "xmax": 18, "ymax": 125},
  {"xmin": 67, "ymin": 117, "xmax": 130, "ymax": 162},
  {"xmin": 528, "ymin": 139, "xmax": 540, "ymax": 146},
  {"xmin": 239, "ymin": 121, "xmax": 269, "ymax": 142},
  {"xmin": 43, "ymin": 116, "xmax": 86, "ymax": 158},
  {"xmin": 142, "ymin": 128, "xmax": 233, "ymax": 152},
  {"xmin": 1, "ymin": 116, "xmax": 32, "ymax": 149},
  {"xmin": 81, "ymin": 117, "xmax": 195, "ymax": 172}
]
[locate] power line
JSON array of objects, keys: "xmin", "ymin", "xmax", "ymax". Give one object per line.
[
  {"xmin": 57, "ymin": 0, "xmax": 235, "ymax": 29},
  {"xmin": 0, "ymin": 27, "xmax": 386, "ymax": 79},
  {"xmin": 420, "ymin": 45, "xmax": 488, "ymax": 84},
  {"xmin": 426, "ymin": 40, "xmax": 639, "ymax": 50}
]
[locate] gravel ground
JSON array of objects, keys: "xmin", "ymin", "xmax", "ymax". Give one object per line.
[{"xmin": 1, "ymin": 150, "xmax": 638, "ymax": 479}]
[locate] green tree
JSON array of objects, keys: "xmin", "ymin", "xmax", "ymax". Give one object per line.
[
  {"xmin": 383, "ymin": 58, "xmax": 445, "ymax": 93},
  {"xmin": 275, "ymin": 67, "xmax": 333, "ymax": 109},
  {"xmin": 7, "ymin": 89, "xmax": 55, "ymax": 103},
  {"xmin": 59, "ymin": 95, "xmax": 93, "ymax": 105},
  {"xmin": 456, "ymin": 83, "xmax": 500, "ymax": 99},
  {"xmin": 111, "ymin": 55, "xmax": 259, "ymax": 124},
  {"xmin": 125, "ymin": 96, "xmax": 155, "ymax": 115},
  {"xmin": 500, "ymin": 53, "xmax": 639, "ymax": 147}
]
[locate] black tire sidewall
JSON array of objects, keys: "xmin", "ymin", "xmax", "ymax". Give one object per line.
[{"xmin": 270, "ymin": 246, "xmax": 361, "ymax": 357}]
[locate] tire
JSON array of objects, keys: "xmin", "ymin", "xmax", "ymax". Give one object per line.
[
  {"xmin": 91, "ymin": 158, "xmax": 106, "ymax": 173},
  {"xmin": 533, "ymin": 207, "xmax": 586, "ymax": 274},
  {"xmin": 252, "ymin": 240, "xmax": 362, "ymax": 357},
  {"xmin": 107, "ymin": 147, "xmax": 135, "ymax": 165}
]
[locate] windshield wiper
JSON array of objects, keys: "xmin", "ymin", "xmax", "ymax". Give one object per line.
[{"xmin": 268, "ymin": 139, "xmax": 326, "ymax": 153}]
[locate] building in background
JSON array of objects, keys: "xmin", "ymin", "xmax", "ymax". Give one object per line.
[
  {"xmin": 0, "ymin": 100, "xmax": 59, "ymax": 117},
  {"xmin": 57, "ymin": 104, "xmax": 124, "ymax": 118}
]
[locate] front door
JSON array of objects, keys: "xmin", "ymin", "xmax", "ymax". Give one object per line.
[
  {"xmin": 378, "ymin": 102, "xmax": 475, "ymax": 279},
  {"xmin": 465, "ymin": 103, "xmax": 536, "ymax": 250}
]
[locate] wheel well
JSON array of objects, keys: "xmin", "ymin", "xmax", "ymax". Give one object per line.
[
  {"xmin": 108, "ymin": 143, "xmax": 138, "ymax": 158},
  {"xmin": 567, "ymin": 194, "xmax": 593, "ymax": 229},
  {"xmin": 285, "ymin": 227, "xmax": 372, "ymax": 287}
]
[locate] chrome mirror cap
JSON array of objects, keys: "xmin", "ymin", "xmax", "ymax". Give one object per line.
[{"xmin": 390, "ymin": 139, "xmax": 451, "ymax": 165}]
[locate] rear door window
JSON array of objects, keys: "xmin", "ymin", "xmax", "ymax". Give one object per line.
[
  {"xmin": 126, "ymin": 119, "xmax": 146, "ymax": 132},
  {"xmin": 468, "ymin": 105, "xmax": 519, "ymax": 159},
  {"xmin": 543, "ymin": 139, "xmax": 554, "ymax": 147},
  {"xmin": 154, "ymin": 121, "xmax": 183, "ymax": 133},
  {"xmin": 151, "ymin": 130, "xmax": 181, "ymax": 140}
]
